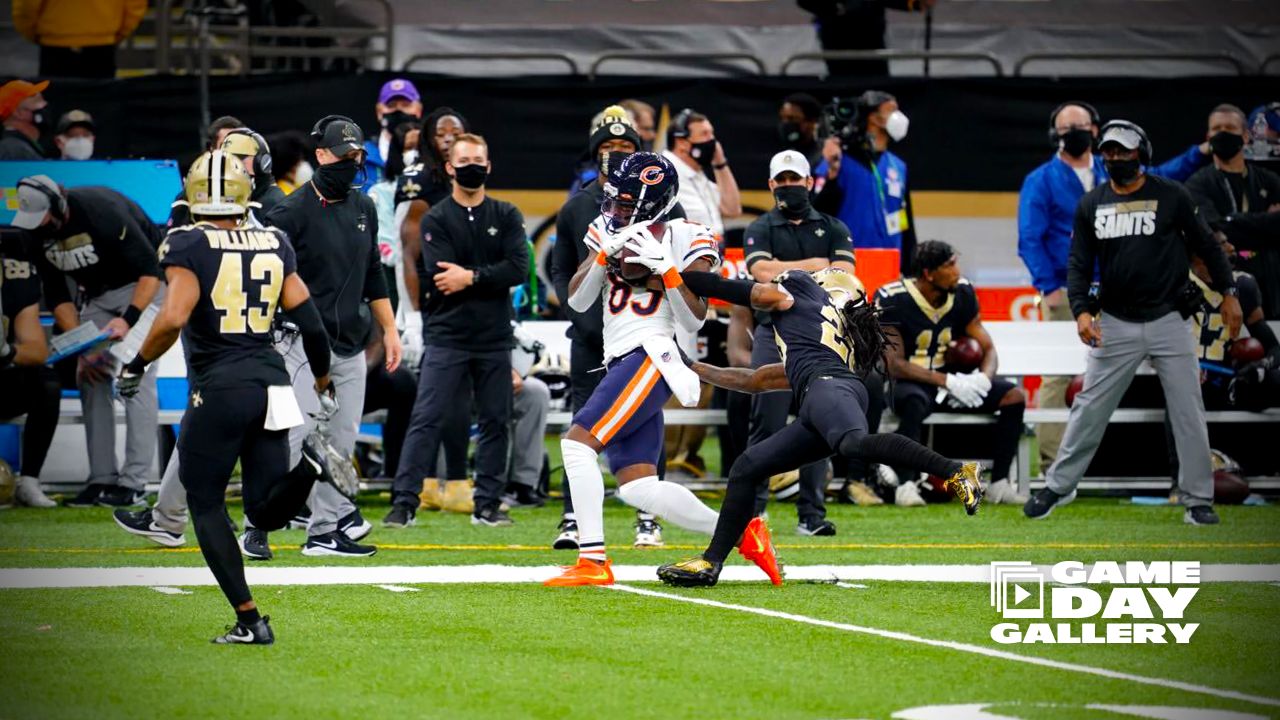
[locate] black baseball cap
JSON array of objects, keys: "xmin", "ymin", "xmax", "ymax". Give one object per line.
[
  {"xmin": 56, "ymin": 109, "xmax": 95, "ymax": 135},
  {"xmin": 317, "ymin": 118, "xmax": 365, "ymax": 156}
]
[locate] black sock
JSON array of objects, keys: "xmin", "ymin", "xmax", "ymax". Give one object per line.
[
  {"xmin": 705, "ymin": 470, "xmax": 761, "ymax": 564},
  {"xmin": 236, "ymin": 606, "xmax": 262, "ymax": 626},
  {"xmin": 992, "ymin": 402, "xmax": 1025, "ymax": 482},
  {"xmin": 840, "ymin": 432, "xmax": 962, "ymax": 479}
]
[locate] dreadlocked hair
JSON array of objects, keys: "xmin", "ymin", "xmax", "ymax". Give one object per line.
[{"xmin": 840, "ymin": 294, "xmax": 890, "ymax": 376}]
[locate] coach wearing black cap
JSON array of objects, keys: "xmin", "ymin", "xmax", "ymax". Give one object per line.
[
  {"xmin": 54, "ymin": 109, "xmax": 95, "ymax": 160},
  {"xmin": 744, "ymin": 149, "xmax": 856, "ymax": 535},
  {"xmin": 1024, "ymin": 120, "xmax": 1241, "ymax": 526},
  {"xmin": 384, "ymin": 133, "xmax": 529, "ymax": 530},
  {"xmin": 264, "ymin": 115, "xmax": 402, "ymax": 557},
  {"xmin": 12, "ymin": 174, "xmax": 165, "ymax": 508}
]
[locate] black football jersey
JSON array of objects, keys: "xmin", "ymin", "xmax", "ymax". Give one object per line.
[
  {"xmin": 769, "ymin": 271, "xmax": 858, "ymax": 398},
  {"xmin": 1191, "ymin": 270, "xmax": 1261, "ymax": 367},
  {"xmin": 395, "ymin": 163, "xmax": 450, "ymax": 207},
  {"xmin": 158, "ymin": 223, "xmax": 296, "ymax": 389},
  {"xmin": 875, "ymin": 278, "xmax": 979, "ymax": 371},
  {"xmin": 1, "ymin": 233, "xmax": 41, "ymax": 346}
]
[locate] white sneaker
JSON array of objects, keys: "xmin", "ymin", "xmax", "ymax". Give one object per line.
[
  {"xmin": 634, "ymin": 517, "xmax": 664, "ymax": 548},
  {"xmin": 15, "ymin": 476, "xmax": 56, "ymax": 508},
  {"xmin": 875, "ymin": 464, "xmax": 900, "ymax": 488},
  {"xmin": 895, "ymin": 481, "xmax": 927, "ymax": 507},
  {"xmin": 985, "ymin": 479, "xmax": 1028, "ymax": 505}
]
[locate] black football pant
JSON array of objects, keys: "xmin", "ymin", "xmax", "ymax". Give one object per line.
[
  {"xmin": 706, "ymin": 377, "xmax": 961, "ymax": 563},
  {"xmin": 891, "ymin": 378, "xmax": 1024, "ymax": 483},
  {"xmin": 392, "ymin": 346, "xmax": 511, "ymax": 513},
  {"xmin": 179, "ymin": 385, "xmax": 310, "ymax": 610},
  {"xmin": 0, "ymin": 365, "xmax": 60, "ymax": 477},
  {"xmin": 363, "ymin": 363, "xmax": 418, "ymax": 478},
  {"xmin": 748, "ymin": 324, "xmax": 827, "ymax": 521}
]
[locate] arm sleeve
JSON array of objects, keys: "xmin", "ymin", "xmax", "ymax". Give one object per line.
[
  {"xmin": 1178, "ymin": 187, "xmax": 1234, "ymax": 292},
  {"xmin": 361, "ymin": 203, "xmax": 389, "ymax": 301},
  {"xmin": 1148, "ymin": 144, "xmax": 1209, "ymax": 183},
  {"xmin": 288, "ymin": 295, "xmax": 332, "ymax": 379},
  {"xmin": 828, "ymin": 218, "xmax": 855, "ymax": 263},
  {"xmin": 471, "ymin": 206, "xmax": 530, "ymax": 291},
  {"xmin": 1017, "ymin": 172, "xmax": 1059, "ymax": 294},
  {"xmin": 1067, "ymin": 198, "xmax": 1099, "ymax": 318},
  {"xmin": 742, "ymin": 218, "xmax": 774, "ymax": 272},
  {"xmin": 680, "ymin": 271, "xmax": 755, "ymax": 307}
]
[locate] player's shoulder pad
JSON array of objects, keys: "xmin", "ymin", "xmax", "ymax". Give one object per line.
[{"xmin": 876, "ymin": 279, "xmax": 907, "ymax": 298}]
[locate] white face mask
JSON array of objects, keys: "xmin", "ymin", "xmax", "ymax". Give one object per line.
[
  {"xmin": 885, "ymin": 110, "xmax": 909, "ymax": 142},
  {"xmin": 402, "ymin": 149, "xmax": 419, "ymax": 167},
  {"xmin": 62, "ymin": 136, "xmax": 93, "ymax": 160},
  {"xmin": 294, "ymin": 161, "xmax": 314, "ymax": 185}
]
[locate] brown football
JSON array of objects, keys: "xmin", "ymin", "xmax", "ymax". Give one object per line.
[
  {"xmin": 943, "ymin": 336, "xmax": 983, "ymax": 373},
  {"xmin": 1213, "ymin": 470, "xmax": 1250, "ymax": 505},
  {"xmin": 1229, "ymin": 337, "xmax": 1265, "ymax": 367},
  {"xmin": 615, "ymin": 222, "xmax": 665, "ymax": 284}
]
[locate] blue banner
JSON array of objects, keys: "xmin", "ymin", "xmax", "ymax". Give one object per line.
[{"xmin": 1, "ymin": 159, "xmax": 182, "ymax": 226}]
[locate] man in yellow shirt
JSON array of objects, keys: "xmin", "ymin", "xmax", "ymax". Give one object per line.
[{"xmin": 13, "ymin": 0, "xmax": 145, "ymax": 78}]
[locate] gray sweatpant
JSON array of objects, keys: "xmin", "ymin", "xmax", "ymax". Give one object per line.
[
  {"xmin": 1046, "ymin": 311, "xmax": 1212, "ymax": 508},
  {"xmin": 81, "ymin": 284, "xmax": 162, "ymax": 491},
  {"xmin": 150, "ymin": 335, "xmax": 367, "ymax": 537},
  {"xmin": 507, "ymin": 375, "xmax": 550, "ymax": 489}
]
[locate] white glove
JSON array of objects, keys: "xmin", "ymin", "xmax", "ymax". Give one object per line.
[
  {"xmin": 967, "ymin": 369, "xmax": 992, "ymax": 399},
  {"xmin": 624, "ymin": 230, "xmax": 676, "ymax": 276},
  {"xmin": 602, "ymin": 222, "xmax": 653, "ymax": 257},
  {"xmin": 315, "ymin": 383, "xmax": 339, "ymax": 421},
  {"xmin": 401, "ymin": 311, "xmax": 424, "ymax": 369},
  {"xmin": 944, "ymin": 373, "xmax": 984, "ymax": 409}
]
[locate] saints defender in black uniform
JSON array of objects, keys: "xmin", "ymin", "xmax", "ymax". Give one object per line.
[
  {"xmin": 117, "ymin": 151, "xmax": 334, "ymax": 644},
  {"xmin": 657, "ymin": 268, "xmax": 982, "ymax": 587},
  {"xmin": 875, "ymin": 241, "xmax": 1028, "ymax": 504}
]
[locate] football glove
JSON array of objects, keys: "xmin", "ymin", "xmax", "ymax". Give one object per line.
[
  {"xmin": 623, "ymin": 230, "xmax": 676, "ymax": 276},
  {"xmin": 117, "ymin": 356, "xmax": 148, "ymax": 398},
  {"xmin": 602, "ymin": 222, "xmax": 654, "ymax": 258},
  {"xmin": 315, "ymin": 382, "xmax": 339, "ymax": 420},
  {"xmin": 401, "ymin": 311, "xmax": 424, "ymax": 369},
  {"xmin": 944, "ymin": 372, "xmax": 985, "ymax": 408}
]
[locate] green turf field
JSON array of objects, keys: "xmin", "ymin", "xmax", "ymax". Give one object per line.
[{"xmin": 2, "ymin": 495, "xmax": 1278, "ymax": 719}]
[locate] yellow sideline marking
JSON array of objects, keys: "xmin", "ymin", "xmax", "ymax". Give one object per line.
[{"xmin": 2, "ymin": 541, "xmax": 1278, "ymax": 555}]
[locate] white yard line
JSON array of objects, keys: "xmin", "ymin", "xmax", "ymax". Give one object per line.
[
  {"xmin": 605, "ymin": 584, "xmax": 1280, "ymax": 710},
  {"xmin": 376, "ymin": 585, "xmax": 420, "ymax": 593},
  {"xmin": 149, "ymin": 586, "xmax": 192, "ymax": 595},
  {"xmin": 2, "ymin": 564, "xmax": 1279, "ymax": 589}
]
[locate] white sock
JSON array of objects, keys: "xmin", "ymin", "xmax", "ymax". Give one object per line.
[
  {"xmin": 617, "ymin": 476, "xmax": 719, "ymax": 535},
  {"xmin": 561, "ymin": 439, "xmax": 606, "ymax": 562}
]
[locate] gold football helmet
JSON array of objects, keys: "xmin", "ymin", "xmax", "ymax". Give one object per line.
[
  {"xmin": 813, "ymin": 267, "xmax": 865, "ymax": 305},
  {"xmin": 184, "ymin": 150, "xmax": 251, "ymax": 217}
]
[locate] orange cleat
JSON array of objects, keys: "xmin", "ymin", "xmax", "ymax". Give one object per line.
[
  {"xmin": 737, "ymin": 516, "xmax": 783, "ymax": 586},
  {"xmin": 543, "ymin": 557, "xmax": 615, "ymax": 587}
]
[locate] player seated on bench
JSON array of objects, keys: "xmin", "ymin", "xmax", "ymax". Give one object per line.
[{"xmin": 874, "ymin": 241, "xmax": 1028, "ymax": 505}]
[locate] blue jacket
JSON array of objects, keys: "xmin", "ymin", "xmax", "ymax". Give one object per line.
[
  {"xmin": 815, "ymin": 149, "xmax": 911, "ymax": 251},
  {"xmin": 1017, "ymin": 145, "xmax": 1208, "ymax": 295},
  {"xmin": 360, "ymin": 138, "xmax": 386, "ymax": 193}
]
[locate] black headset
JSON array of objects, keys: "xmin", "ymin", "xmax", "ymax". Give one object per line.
[
  {"xmin": 18, "ymin": 177, "xmax": 67, "ymax": 227},
  {"xmin": 311, "ymin": 114, "xmax": 356, "ymax": 142},
  {"xmin": 222, "ymin": 128, "xmax": 273, "ymax": 177},
  {"xmin": 1098, "ymin": 119, "xmax": 1153, "ymax": 165},
  {"xmin": 1048, "ymin": 101, "xmax": 1100, "ymax": 146},
  {"xmin": 667, "ymin": 107, "xmax": 695, "ymax": 146}
]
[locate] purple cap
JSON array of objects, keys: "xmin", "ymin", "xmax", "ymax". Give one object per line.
[{"xmin": 378, "ymin": 78, "xmax": 420, "ymax": 105}]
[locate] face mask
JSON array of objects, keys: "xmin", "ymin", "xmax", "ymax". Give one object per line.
[
  {"xmin": 294, "ymin": 161, "xmax": 314, "ymax": 185},
  {"xmin": 381, "ymin": 110, "xmax": 415, "ymax": 132},
  {"xmin": 885, "ymin": 110, "xmax": 909, "ymax": 142},
  {"xmin": 62, "ymin": 137, "xmax": 93, "ymax": 160},
  {"xmin": 402, "ymin": 149, "xmax": 419, "ymax": 168},
  {"xmin": 599, "ymin": 150, "xmax": 631, "ymax": 179},
  {"xmin": 773, "ymin": 185, "xmax": 811, "ymax": 219},
  {"xmin": 1104, "ymin": 157, "xmax": 1142, "ymax": 185},
  {"xmin": 312, "ymin": 158, "xmax": 359, "ymax": 198},
  {"xmin": 778, "ymin": 121, "xmax": 803, "ymax": 146},
  {"xmin": 1060, "ymin": 128, "xmax": 1093, "ymax": 158},
  {"xmin": 452, "ymin": 163, "xmax": 488, "ymax": 190},
  {"xmin": 1209, "ymin": 131, "xmax": 1245, "ymax": 162},
  {"xmin": 690, "ymin": 139, "xmax": 717, "ymax": 168}
]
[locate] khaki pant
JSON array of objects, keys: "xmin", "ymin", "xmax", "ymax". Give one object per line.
[{"xmin": 1036, "ymin": 293, "xmax": 1073, "ymax": 463}]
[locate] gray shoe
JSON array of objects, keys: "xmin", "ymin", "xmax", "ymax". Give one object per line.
[{"xmin": 15, "ymin": 476, "xmax": 56, "ymax": 508}]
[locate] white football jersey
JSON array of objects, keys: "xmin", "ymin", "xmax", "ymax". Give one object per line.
[{"xmin": 585, "ymin": 216, "xmax": 722, "ymax": 363}]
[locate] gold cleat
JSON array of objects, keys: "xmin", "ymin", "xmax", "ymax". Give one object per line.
[
  {"xmin": 419, "ymin": 478, "xmax": 442, "ymax": 511},
  {"xmin": 944, "ymin": 462, "xmax": 984, "ymax": 515},
  {"xmin": 657, "ymin": 556, "xmax": 723, "ymax": 587}
]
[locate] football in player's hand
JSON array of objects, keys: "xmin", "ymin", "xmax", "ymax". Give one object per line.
[
  {"xmin": 1213, "ymin": 469, "xmax": 1250, "ymax": 505},
  {"xmin": 1065, "ymin": 374, "xmax": 1085, "ymax": 407},
  {"xmin": 943, "ymin": 336, "xmax": 983, "ymax": 373},
  {"xmin": 616, "ymin": 244, "xmax": 653, "ymax": 285},
  {"xmin": 1229, "ymin": 337, "xmax": 1265, "ymax": 367}
]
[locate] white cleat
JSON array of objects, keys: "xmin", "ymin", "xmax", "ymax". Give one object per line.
[
  {"xmin": 985, "ymin": 479, "xmax": 1029, "ymax": 505},
  {"xmin": 15, "ymin": 476, "xmax": 56, "ymax": 508},
  {"xmin": 633, "ymin": 517, "xmax": 664, "ymax": 548},
  {"xmin": 895, "ymin": 481, "xmax": 927, "ymax": 507}
]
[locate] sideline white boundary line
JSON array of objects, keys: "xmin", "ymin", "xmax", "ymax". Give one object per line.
[
  {"xmin": 2, "ymin": 564, "xmax": 1279, "ymax": 589},
  {"xmin": 605, "ymin": 585, "xmax": 1280, "ymax": 710}
]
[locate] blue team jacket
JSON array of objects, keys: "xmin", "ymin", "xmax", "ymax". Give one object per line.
[
  {"xmin": 360, "ymin": 139, "xmax": 386, "ymax": 193},
  {"xmin": 1017, "ymin": 145, "xmax": 1208, "ymax": 295},
  {"xmin": 815, "ymin": 150, "xmax": 910, "ymax": 251}
]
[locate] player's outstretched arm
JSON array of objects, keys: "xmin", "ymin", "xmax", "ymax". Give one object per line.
[
  {"xmin": 690, "ymin": 360, "xmax": 789, "ymax": 394},
  {"xmin": 679, "ymin": 271, "xmax": 794, "ymax": 312},
  {"xmin": 281, "ymin": 272, "xmax": 333, "ymax": 391},
  {"xmin": 118, "ymin": 265, "xmax": 198, "ymax": 397}
]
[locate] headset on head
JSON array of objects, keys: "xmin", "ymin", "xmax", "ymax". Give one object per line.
[
  {"xmin": 1098, "ymin": 119, "xmax": 1153, "ymax": 165},
  {"xmin": 667, "ymin": 107, "xmax": 696, "ymax": 147},
  {"xmin": 221, "ymin": 128, "xmax": 273, "ymax": 177},
  {"xmin": 311, "ymin": 114, "xmax": 356, "ymax": 141},
  {"xmin": 1048, "ymin": 101, "xmax": 1101, "ymax": 146},
  {"xmin": 17, "ymin": 178, "xmax": 67, "ymax": 226}
]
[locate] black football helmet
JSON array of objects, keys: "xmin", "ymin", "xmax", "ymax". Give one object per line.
[{"xmin": 600, "ymin": 151, "xmax": 679, "ymax": 234}]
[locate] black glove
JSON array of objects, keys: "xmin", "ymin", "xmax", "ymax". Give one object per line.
[{"xmin": 117, "ymin": 356, "xmax": 148, "ymax": 398}]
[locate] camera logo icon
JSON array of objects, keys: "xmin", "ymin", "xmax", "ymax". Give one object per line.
[{"xmin": 990, "ymin": 561, "xmax": 1045, "ymax": 619}]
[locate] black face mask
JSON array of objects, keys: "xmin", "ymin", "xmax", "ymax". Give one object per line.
[
  {"xmin": 778, "ymin": 121, "xmax": 803, "ymax": 147},
  {"xmin": 312, "ymin": 158, "xmax": 358, "ymax": 198},
  {"xmin": 773, "ymin": 185, "xmax": 811, "ymax": 220},
  {"xmin": 381, "ymin": 110, "xmax": 415, "ymax": 133},
  {"xmin": 1209, "ymin": 131, "xmax": 1245, "ymax": 162},
  {"xmin": 690, "ymin": 139, "xmax": 717, "ymax": 169},
  {"xmin": 452, "ymin": 163, "xmax": 488, "ymax": 190},
  {"xmin": 1060, "ymin": 128, "xmax": 1093, "ymax": 158},
  {"xmin": 1104, "ymin": 157, "xmax": 1142, "ymax": 185}
]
